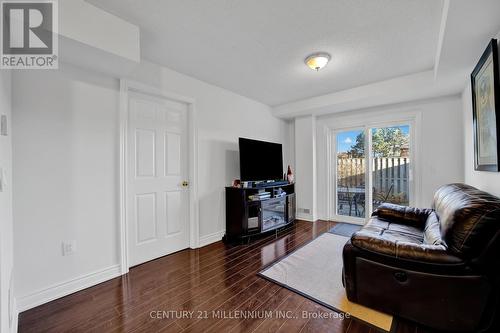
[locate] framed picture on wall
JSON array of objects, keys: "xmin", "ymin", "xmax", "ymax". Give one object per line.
[{"xmin": 471, "ymin": 38, "xmax": 500, "ymax": 172}]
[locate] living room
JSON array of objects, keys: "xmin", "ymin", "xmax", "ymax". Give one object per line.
[{"xmin": 0, "ymin": 1, "xmax": 499, "ymax": 332}]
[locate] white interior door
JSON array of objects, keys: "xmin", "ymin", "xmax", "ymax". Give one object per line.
[{"xmin": 127, "ymin": 91, "xmax": 189, "ymax": 267}]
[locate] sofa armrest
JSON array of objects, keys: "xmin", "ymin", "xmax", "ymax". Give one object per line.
[
  {"xmin": 373, "ymin": 203, "xmax": 432, "ymax": 229},
  {"xmin": 351, "ymin": 229, "xmax": 462, "ymax": 264}
]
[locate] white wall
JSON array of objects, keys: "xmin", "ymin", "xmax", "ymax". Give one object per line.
[
  {"xmin": 127, "ymin": 62, "xmax": 291, "ymax": 238},
  {"xmin": 294, "ymin": 116, "xmax": 316, "ymax": 221},
  {"xmin": 460, "ymin": 30, "xmax": 500, "ymax": 198},
  {"xmin": 462, "ymin": 82, "xmax": 500, "ymax": 197},
  {"xmin": 314, "ymin": 96, "xmax": 464, "ymax": 220},
  {"xmin": 0, "ymin": 71, "xmax": 15, "ymax": 333},
  {"xmin": 12, "ymin": 65, "xmax": 121, "ymax": 309},
  {"xmin": 12, "ymin": 61, "xmax": 290, "ymax": 310}
]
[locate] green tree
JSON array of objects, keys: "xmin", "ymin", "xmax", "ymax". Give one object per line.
[
  {"xmin": 348, "ymin": 132, "xmax": 365, "ymax": 157},
  {"xmin": 371, "ymin": 128, "xmax": 408, "ymax": 157},
  {"xmin": 348, "ymin": 128, "xmax": 408, "ymax": 157}
]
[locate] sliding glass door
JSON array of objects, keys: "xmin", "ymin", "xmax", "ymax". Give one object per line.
[
  {"xmin": 335, "ymin": 129, "xmax": 366, "ymax": 220},
  {"xmin": 332, "ymin": 124, "xmax": 412, "ymax": 224},
  {"xmin": 371, "ymin": 125, "xmax": 410, "ymax": 210}
]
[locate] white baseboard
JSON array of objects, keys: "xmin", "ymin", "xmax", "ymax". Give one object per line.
[
  {"xmin": 317, "ymin": 214, "xmax": 328, "ymax": 221},
  {"xmin": 296, "ymin": 213, "xmax": 316, "ymax": 222},
  {"xmin": 17, "ymin": 265, "xmax": 121, "ymax": 312},
  {"xmin": 198, "ymin": 230, "xmax": 225, "ymax": 248}
]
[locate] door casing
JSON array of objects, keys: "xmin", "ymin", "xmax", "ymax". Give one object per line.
[{"xmin": 119, "ymin": 80, "xmax": 198, "ymax": 274}]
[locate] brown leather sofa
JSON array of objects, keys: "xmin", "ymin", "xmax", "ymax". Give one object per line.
[{"xmin": 342, "ymin": 183, "xmax": 500, "ymax": 332}]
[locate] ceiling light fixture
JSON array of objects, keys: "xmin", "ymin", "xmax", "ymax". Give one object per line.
[{"xmin": 304, "ymin": 52, "xmax": 331, "ymax": 71}]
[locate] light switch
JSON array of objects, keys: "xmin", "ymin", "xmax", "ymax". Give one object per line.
[{"xmin": 62, "ymin": 240, "xmax": 77, "ymax": 256}]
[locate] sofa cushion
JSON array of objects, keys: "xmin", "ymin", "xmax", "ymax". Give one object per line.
[
  {"xmin": 386, "ymin": 222, "xmax": 423, "ymax": 239},
  {"xmin": 374, "ymin": 203, "xmax": 432, "ymax": 229},
  {"xmin": 432, "ymin": 183, "xmax": 500, "ymax": 258},
  {"xmin": 351, "ymin": 219, "xmax": 461, "ymax": 263}
]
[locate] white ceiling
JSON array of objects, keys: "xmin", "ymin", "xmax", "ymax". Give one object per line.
[
  {"xmin": 86, "ymin": 0, "xmax": 444, "ymax": 106},
  {"xmin": 273, "ymin": 0, "xmax": 500, "ymax": 117},
  {"xmin": 436, "ymin": 0, "xmax": 500, "ymax": 79}
]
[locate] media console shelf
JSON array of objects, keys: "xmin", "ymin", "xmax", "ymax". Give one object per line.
[{"xmin": 223, "ymin": 183, "xmax": 295, "ymax": 243}]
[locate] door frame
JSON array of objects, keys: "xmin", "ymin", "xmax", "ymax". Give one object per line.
[
  {"xmin": 327, "ymin": 115, "xmax": 421, "ymax": 225},
  {"xmin": 119, "ymin": 80, "xmax": 199, "ymax": 274},
  {"xmin": 329, "ymin": 126, "xmax": 367, "ymax": 225}
]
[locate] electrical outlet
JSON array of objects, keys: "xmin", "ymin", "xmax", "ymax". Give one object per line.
[
  {"xmin": 62, "ymin": 240, "xmax": 76, "ymax": 256},
  {"xmin": 299, "ymin": 208, "xmax": 310, "ymax": 214}
]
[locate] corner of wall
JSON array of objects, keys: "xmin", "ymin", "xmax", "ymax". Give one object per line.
[
  {"xmin": 311, "ymin": 116, "xmax": 318, "ymax": 221},
  {"xmin": 10, "ymin": 297, "xmax": 17, "ymax": 333},
  {"xmin": 1, "ymin": 69, "xmax": 14, "ymax": 333},
  {"xmin": 294, "ymin": 116, "xmax": 318, "ymax": 221}
]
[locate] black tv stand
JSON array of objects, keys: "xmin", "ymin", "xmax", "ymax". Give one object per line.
[{"xmin": 223, "ymin": 183, "xmax": 295, "ymax": 243}]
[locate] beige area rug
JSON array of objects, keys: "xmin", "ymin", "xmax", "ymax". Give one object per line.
[{"xmin": 259, "ymin": 233, "xmax": 394, "ymax": 332}]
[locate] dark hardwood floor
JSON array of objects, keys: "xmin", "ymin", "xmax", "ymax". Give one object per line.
[{"xmin": 18, "ymin": 220, "xmax": 432, "ymax": 333}]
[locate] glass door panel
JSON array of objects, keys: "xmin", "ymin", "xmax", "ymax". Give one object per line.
[
  {"xmin": 371, "ymin": 125, "xmax": 410, "ymax": 211},
  {"xmin": 336, "ymin": 130, "xmax": 366, "ymax": 218}
]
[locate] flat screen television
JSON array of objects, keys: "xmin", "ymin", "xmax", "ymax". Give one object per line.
[{"xmin": 239, "ymin": 138, "xmax": 283, "ymax": 181}]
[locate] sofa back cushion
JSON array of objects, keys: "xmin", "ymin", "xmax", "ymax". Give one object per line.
[
  {"xmin": 432, "ymin": 183, "xmax": 500, "ymax": 258},
  {"xmin": 375, "ymin": 203, "xmax": 432, "ymax": 229},
  {"xmin": 423, "ymin": 211, "xmax": 446, "ymax": 246}
]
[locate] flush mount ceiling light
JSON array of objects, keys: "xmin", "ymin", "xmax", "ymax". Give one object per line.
[{"xmin": 304, "ymin": 52, "xmax": 331, "ymax": 71}]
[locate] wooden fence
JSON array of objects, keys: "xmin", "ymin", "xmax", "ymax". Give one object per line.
[
  {"xmin": 337, "ymin": 157, "xmax": 410, "ymax": 196},
  {"xmin": 337, "ymin": 158, "xmax": 364, "ymax": 189}
]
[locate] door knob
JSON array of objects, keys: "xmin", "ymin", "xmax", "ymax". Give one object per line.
[{"xmin": 181, "ymin": 181, "xmax": 189, "ymax": 187}]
